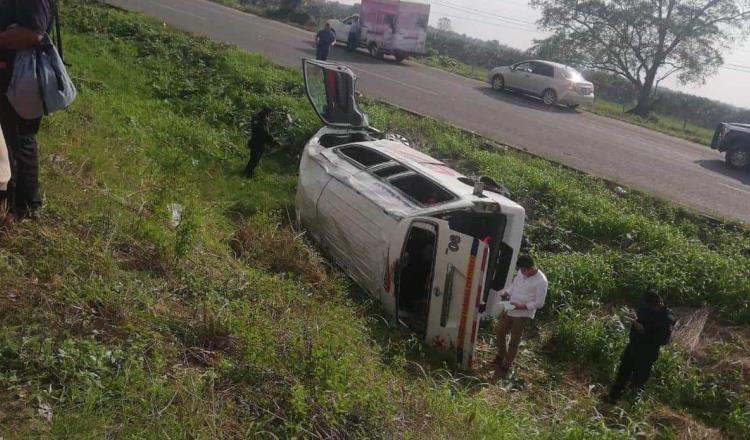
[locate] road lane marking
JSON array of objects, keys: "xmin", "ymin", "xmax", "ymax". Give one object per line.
[
  {"xmin": 153, "ymin": 2, "xmax": 207, "ymax": 21},
  {"xmin": 350, "ymin": 66, "xmax": 441, "ymax": 97},
  {"xmin": 717, "ymin": 182, "xmax": 750, "ymax": 196}
]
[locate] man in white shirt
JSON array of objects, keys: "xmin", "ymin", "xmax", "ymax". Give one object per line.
[{"xmin": 493, "ymin": 255, "xmax": 548, "ymax": 375}]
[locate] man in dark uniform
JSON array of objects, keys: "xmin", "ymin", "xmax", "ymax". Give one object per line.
[
  {"xmin": 243, "ymin": 107, "xmax": 278, "ymax": 179},
  {"xmin": 606, "ymin": 289, "xmax": 675, "ymax": 402},
  {"xmin": 0, "ymin": 0, "xmax": 52, "ymax": 218},
  {"xmin": 315, "ymin": 23, "xmax": 336, "ymax": 61}
]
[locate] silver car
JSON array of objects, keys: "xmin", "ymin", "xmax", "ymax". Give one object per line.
[{"xmin": 487, "ymin": 60, "xmax": 595, "ymax": 108}]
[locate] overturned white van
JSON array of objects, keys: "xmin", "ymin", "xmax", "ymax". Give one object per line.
[{"xmin": 296, "ymin": 59, "xmax": 525, "ymax": 368}]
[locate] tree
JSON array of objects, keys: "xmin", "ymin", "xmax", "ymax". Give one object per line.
[
  {"xmin": 437, "ymin": 17, "xmax": 453, "ymax": 32},
  {"xmin": 531, "ymin": 0, "xmax": 750, "ymax": 116}
]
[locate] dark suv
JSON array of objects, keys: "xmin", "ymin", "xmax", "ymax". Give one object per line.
[{"xmin": 711, "ymin": 123, "xmax": 750, "ymax": 169}]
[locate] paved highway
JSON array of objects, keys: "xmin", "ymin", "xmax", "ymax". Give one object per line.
[{"xmin": 107, "ymin": 0, "xmax": 750, "ymax": 224}]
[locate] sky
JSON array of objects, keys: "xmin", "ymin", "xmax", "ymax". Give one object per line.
[{"xmin": 334, "ymin": 0, "xmax": 750, "ymax": 109}]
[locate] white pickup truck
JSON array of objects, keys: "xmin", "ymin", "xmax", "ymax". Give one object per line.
[{"xmin": 327, "ymin": 0, "xmax": 430, "ymax": 62}]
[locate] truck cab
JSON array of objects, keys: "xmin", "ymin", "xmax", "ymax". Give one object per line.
[{"xmin": 711, "ymin": 123, "xmax": 750, "ymax": 169}]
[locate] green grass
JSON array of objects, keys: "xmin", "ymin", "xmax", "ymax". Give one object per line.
[
  {"xmin": 590, "ymin": 100, "xmax": 714, "ymax": 145},
  {"xmin": 1, "ymin": 0, "xmax": 748, "ymax": 438}
]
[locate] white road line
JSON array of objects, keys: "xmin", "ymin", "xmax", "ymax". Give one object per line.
[
  {"xmin": 717, "ymin": 182, "xmax": 750, "ymax": 196},
  {"xmin": 350, "ymin": 66, "xmax": 441, "ymax": 97},
  {"xmin": 153, "ymin": 3, "xmax": 207, "ymax": 21}
]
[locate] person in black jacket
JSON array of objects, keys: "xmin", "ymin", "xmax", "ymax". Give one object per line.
[
  {"xmin": 606, "ymin": 289, "xmax": 675, "ymax": 402},
  {"xmin": 243, "ymin": 107, "xmax": 278, "ymax": 179},
  {"xmin": 0, "ymin": 0, "xmax": 52, "ymax": 218}
]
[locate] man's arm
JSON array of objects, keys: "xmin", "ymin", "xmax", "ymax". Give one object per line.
[
  {"xmin": 512, "ymin": 280, "xmax": 548, "ymax": 311},
  {"xmin": 0, "ymin": 27, "xmax": 44, "ymax": 51}
]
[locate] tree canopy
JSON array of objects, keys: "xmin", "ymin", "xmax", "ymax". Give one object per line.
[{"xmin": 531, "ymin": 0, "xmax": 750, "ymax": 115}]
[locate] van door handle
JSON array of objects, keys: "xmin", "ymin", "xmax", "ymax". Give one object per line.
[{"xmin": 440, "ymin": 265, "xmax": 455, "ymax": 327}]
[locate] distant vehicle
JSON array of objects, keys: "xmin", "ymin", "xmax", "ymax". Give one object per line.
[
  {"xmin": 711, "ymin": 123, "xmax": 750, "ymax": 169},
  {"xmin": 297, "ymin": 59, "xmax": 526, "ymax": 368},
  {"xmin": 488, "ymin": 60, "xmax": 595, "ymax": 108},
  {"xmin": 327, "ymin": 0, "xmax": 430, "ymax": 62}
]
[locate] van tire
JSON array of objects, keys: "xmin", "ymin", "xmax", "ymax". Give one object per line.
[
  {"xmin": 491, "ymin": 75, "xmax": 505, "ymax": 91},
  {"xmin": 726, "ymin": 146, "xmax": 750, "ymax": 169},
  {"xmin": 542, "ymin": 89, "xmax": 557, "ymax": 106}
]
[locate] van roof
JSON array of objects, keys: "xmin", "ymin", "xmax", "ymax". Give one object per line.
[{"xmin": 353, "ymin": 139, "xmax": 525, "ymax": 214}]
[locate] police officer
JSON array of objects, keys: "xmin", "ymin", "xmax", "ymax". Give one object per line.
[
  {"xmin": 315, "ymin": 23, "xmax": 336, "ymax": 61},
  {"xmin": 243, "ymin": 107, "xmax": 278, "ymax": 179},
  {"xmin": 606, "ymin": 289, "xmax": 675, "ymax": 402}
]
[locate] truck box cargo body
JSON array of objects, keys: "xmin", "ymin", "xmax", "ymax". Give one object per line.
[{"xmin": 329, "ymin": 0, "xmax": 430, "ymax": 61}]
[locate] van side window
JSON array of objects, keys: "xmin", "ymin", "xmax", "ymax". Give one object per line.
[
  {"xmin": 338, "ymin": 145, "xmax": 390, "ymax": 168},
  {"xmin": 373, "ymin": 164, "xmax": 409, "ymax": 178},
  {"xmin": 390, "ymin": 174, "xmax": 454, "ymax": 206}
]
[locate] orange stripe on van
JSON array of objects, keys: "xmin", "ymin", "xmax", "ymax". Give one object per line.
[{"xmin": 457, "ymin": 239, "xmax": 479, "ymax": 361}]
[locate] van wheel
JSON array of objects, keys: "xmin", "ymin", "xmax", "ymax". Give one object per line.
[
  {"xmin": 726, "ymin": 146, "xmax": 750, "ymax": 169},
  {"xmin": 491, "ymin": 75, "xmax": 505, "ymax": 91},
  {"xmin": 542, "ymin": 89, "xmax": 557, "ymax": 106}
]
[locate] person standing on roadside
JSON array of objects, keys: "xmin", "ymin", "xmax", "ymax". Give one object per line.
[
  {"xmin": 492, "ymin": 255, "xmax": 548, "ymax": 376},
  {"xmin": 243, "ymin": 107, "xmax": 278, "ymax": 179},
  {"xmin": 315, "ymin": 22, "xmax": 336, "ymax": 61},
  {"xmin": 347, "ymin": 16, "xmax": 361, "ymax": 51},
  {"xmin": 0, "ymin": 0, "xmax": 52, "ymax": 219},
  {"xmin": 605, "ymin": 289, "xmax": 674, "ymax": 403}
]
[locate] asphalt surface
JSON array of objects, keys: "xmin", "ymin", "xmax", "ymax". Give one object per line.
[{"xmin": 107, "ymin": 0, "xmax": 750, "ymax": 224}]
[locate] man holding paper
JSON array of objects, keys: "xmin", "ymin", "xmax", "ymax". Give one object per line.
[{"xmin": 492, "ymin": 255, "xmax": 548, "ymax": 375}]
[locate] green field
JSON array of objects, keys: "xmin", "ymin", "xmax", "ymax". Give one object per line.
[{"xmin": 1, "ymin": 1, "xmax": 748, "ymax": 438}]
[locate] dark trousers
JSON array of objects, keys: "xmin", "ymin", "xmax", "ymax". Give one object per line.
[
  {"xmin": 0, "ymin": 93, "xmax": 42, "ymax": 214},
  {"xmin": 347, "ymin": 33, "xmax": 358, "ymax": 51},
  {"xmin": 609, "ymin": 342, "xmax": 660, "ymax": 399},
  {"xmin": 243, "ymin": 144, "xmax": 264, "ymax": 178},
  {"xmin": 316, "ymin": 46, "xmax": 330, "ymax": 61}
]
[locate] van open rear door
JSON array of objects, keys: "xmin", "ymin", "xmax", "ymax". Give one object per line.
[
  {"xmin": 302, "ymin": 59, "xmax": 369, "ymax": 129},
  {"xmin": 396, "ymin": 218, "xmax": 490, "ymax": 369},
  {"xmin": 430, "ymin": 224, "xmax": 490, "ymax": 369}
]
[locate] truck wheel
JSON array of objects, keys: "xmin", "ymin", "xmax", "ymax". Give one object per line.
[
  {"xmin": 726, "ymin": 146, "xmax": 750, "ymax": 169},
  {"xmin": 394, "ymin": 54, "xmax": 407, "ymax": 63}
]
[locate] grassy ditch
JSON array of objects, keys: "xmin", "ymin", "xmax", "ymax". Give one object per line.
[{"xmin": 1, "ymin": 0, "xmax": 748, "ymax": 437}]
